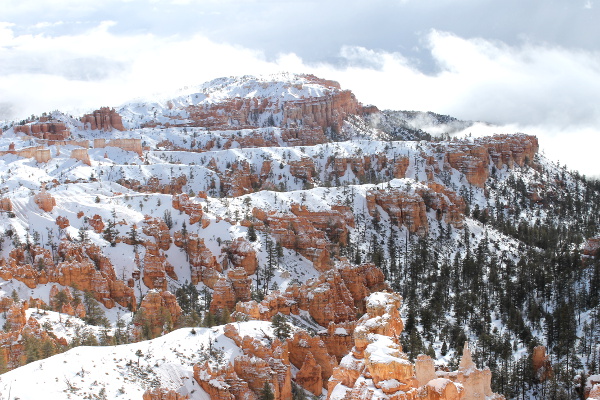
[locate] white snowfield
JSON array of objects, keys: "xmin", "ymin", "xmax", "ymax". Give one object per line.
[{"xmin": 0, "ymin": 322, "xmax": 273, "ymax": 400}]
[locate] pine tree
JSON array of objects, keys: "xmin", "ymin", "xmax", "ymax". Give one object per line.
[
  {"xmin": 83, "ymin": 291, "xmax": 109, "ymax": 327},
  {"xmin": 260, "ymin": 381, "xmax": 275, "ymax": 400},
  {"xmin": 248, "ymin": 224, "xmax": 257, "ymax": 242},
  {"xmin": 272, "ymin": 314, "xmax": 292, "ymax": 341},
  {"xmin": 103, "ymin": 219, "xmax": 118, "ymax": 247}
]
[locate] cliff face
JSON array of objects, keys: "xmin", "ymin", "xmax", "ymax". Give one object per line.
[
  {"xmin": 442, "ymin": 134, "xmax": 539, "ymax": 188},
  {"xmin": 182, "ymin": 86, "xmax": 362, "ymax": 136}
]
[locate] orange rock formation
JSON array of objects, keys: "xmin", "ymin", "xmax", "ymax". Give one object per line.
[
  {"xmin": 194, "ymin": 324, "xmax": 291, "ymax": 400},
  {"xmin": 81, "ymin": 107, "xmax": 126, "ymax": 131},
  {"xmin": 33, "ymin": 190, "xmax": 56, "ymax": 212}
]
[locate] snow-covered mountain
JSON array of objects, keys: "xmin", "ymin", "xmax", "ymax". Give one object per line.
[{"xmin": 0, "ymin": 73, "xmax": 598, "ymax": 400}]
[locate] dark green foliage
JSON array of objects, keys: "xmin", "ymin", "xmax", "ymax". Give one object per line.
[
  {"xmin": 248, "ymin": 224, "xmax": 257, "ymax": 242},
  {"xmin": 259, "ymin": 381, "xmax": 274, "ymax": 400},
  {"xmin": 271, "ymin": 313, "xmax": 292, "ymax": 341},
  {"xmin": 83, "ymin": 291, "xmax": 110, "ymax": 327}
]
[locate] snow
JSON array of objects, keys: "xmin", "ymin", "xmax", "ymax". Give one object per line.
[
  {"xmin": 0, "ymin": 322, "xmax": 273, "ymax": 400},
  {"xmin": 426, "ymin": 378, "xmax": 453, "ymax": 394}
]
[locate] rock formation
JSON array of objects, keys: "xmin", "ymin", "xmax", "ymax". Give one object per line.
[
  {"xmin": 81, "ymin": 107, "xmax": 126, "ymax": 131},
  {"xmin": 289, "ymin": 330, "xmax": 337, "ymax": 388},
  {"xmin": 14, "ymin": 120, "xmax": 71, "ymax": 140},
  {"xmin": 442, "ymin": 134, "xmax": 538, "ymax": 188},
  {"xmin": 94, "ymin": 138, "xmax": 142, "ymax": 156},
  {"xmin": 33, "ymin": 189, "xmax": 56, "ymax": 212},
  {"xmin": 252, "ymin": 207, "xmax": 333, "ymax": 272},
  {"xmin": 328, "ymin": 292, "xmax": 504, "ymax": 400},
  {"xmin": 296, "ymin": 352, "xmax": 323, "ymax": 395},
  {"xmin": 134, "ymin": 290, "xmax": 182, "ymax": 339},
  {"xmin": 143, "ymin": 388, "xmax": 189, "ymax": 400},
  {"xmin": 88, "ymin": 214, "xmax": 105, "ymax": 233},
  {"xmin": 0, "ymin": 198, "xmax": 12, "ymax": 212},
  {"xmin": 532, "ymin": 346, "xmax": 553, "ymax": 382},
  {"xmin": 223, "ymin": 238, "xmax": 258, "ymax": 275},
  {"xmin": 0, "ymin": 242, "xmax": 135, "ymax": 310},
  {"xmin": 194, "ymin": 324, "xmax": 292, "ymax": 400},
  {"xmin": 366, "ymin": 188, "xmax": 428, "ymax": 235},
  {"xmin": 70, "ymin": 148, "xmax": 91, "ymax": 166}
]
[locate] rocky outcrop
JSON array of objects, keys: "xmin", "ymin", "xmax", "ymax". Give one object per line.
[
  {"xmin": 227, "ymin": 267, "xmax": 252, "ymax": 303},
  {"xmin": 142, "ymin": 242, "xmax": 176, "ymax": 291},
  {"xmin": 0, "ymin": 198, "xmax": 12, "ymax": 212},
  {"xmin": 94, "ymin": 138, "xmax": 142, "ymax": 156},
  {"xmin": 532, "ymin": 345, "xmax": 553, "ymax": 382},
  {"xmin": 252, "ymin": 208, "xmax": 333, "ymax": 272},
  {"xmin": 172, "ymin": 194, "xmax": 210, "ymax": 227},
  {"xmin": 49, "ymin": 285, "xmax": 86, "ymax": 318},
  {"xmin": 88, "ymin": 214, "xmax": 105, "ymax": 233},
  {"xmin": 441, "ymin": 134, "xmax": 538, "ymax": 188},
  {"xmin": 366, "ymin": 189, "xmax": 428, "ymax": 235},
  {"xmin": 416, "ymin": 355, "xmax": 438, "ymax": 386},
  {"xmin": 173, "ymin": 230, "xmax": 220, "ymax": 286},
  {"xmin": 194, "ymin": 324, "xmax": 291, "ymax": 400},
  {"xmin": 209, "ymin": 277, "xmax": 236, "ymax": 315},
  {"xmin": 143, "ymin": 388, "xmax": 189, "ymax": 400},
  {"xmin": 55, "ymin": 216, "xmax": 70, "ymax": 229},
  {"xmin": 0, "ymin": 242, "xmax": 135, "ymax": 310},
  {"xmin": 5, "ymin": 302, "xmax": 27, "ymax": 331},
  {"xmin": 289, "ymin": 330, "xmax": 337, "ymax": 388},
  {"xmin": 179, "ymin": 75, "xmax": 361, "ymax": 136},
  {"xmin": 417, "ymin": 182, "xmax": 466, "ymax": 228},
  {"xmin": 586, "ymin": 376, "xmax": 600, "ymax": 399},
  {"xmin": 303, "ymin": 270, "xmax": 356, "ymax": 326},
  {"xmin": 0, "ymin": 145, "xmax": 52, "ymax": 163},
  {"xmin": 70, "ymin": 148, "xmax": 91, "ymax": 166},
  {"xmin": 33, "ymin": 190, "xmax": 56, "ymax": 212},
  {"xmin": 205, "ymin": 268, "xmax": 253, "ymax": 315},
  {"xmin": 234, "ymin": 262, "xmax": 385, "ymax": 331},
  {"xmin": 337, "ymin": 262, "xmax": 388, "ymax": 312},
  {"xmin": 328, "ymin": 292, "xmax": 416, "ymax": 400},
  {"xmin": 14, "ymin": 120, "xmax": 70, "ymax": 140},
  {"xmin": 0, "ymin": 301, "xmax": 68, "ymax": 371},
  {"xmin": 435, "ymin": 342, "xmax": 504, "ymax": 400},
  {"xmin": 134, "ymin": 290, "xmax": 182, "ymax": 339},
  {"xmin": 290, "ymin": 204, "xmax": 354, "ymax": 245},
  {"xmin": 235, "ymin": 290, "xmax": 299, "ymax": 321},
  {"xmin": 296, "ymin": 352, "xmax": 323, "ymax": 395},
  {"xmin": 281, "ymin": 127, "xmax": 328, "ymax": 146},
  {"xmin": 142, "ymin": 216, "xmax": 172, "ymax": 250},
  {"xmin": 223, "ymin": 238, "xmax": 258, "ymax": 275},
  {"xmin": 318, "ymin": 321, "xmax": 356, "ymax": 363},
  {"xmin": 82, "ymin": 107, "xmax": 126, "ymax": 131},
  {"xmin": 328, "ymin": 292, "xmax": 504, "ymax": 400}
]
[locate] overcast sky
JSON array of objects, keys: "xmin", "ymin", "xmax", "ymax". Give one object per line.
[{"xmin": 2, "ymin": 0, "xmax": 600, "ymax": 176}]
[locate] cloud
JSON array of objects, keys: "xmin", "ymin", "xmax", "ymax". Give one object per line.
[{"xmin": 1, "ymin": 22, "xmax": 600, "ymax": 176}]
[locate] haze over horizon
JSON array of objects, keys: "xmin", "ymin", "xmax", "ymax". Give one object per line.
[{"xmin": 1, "ymin": 0, "xmax": 599, "ymax": 176}]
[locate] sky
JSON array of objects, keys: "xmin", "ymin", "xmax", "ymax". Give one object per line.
[{"xmin": 1, "ymin": 0, "xmax": 600, "ymax": 176}]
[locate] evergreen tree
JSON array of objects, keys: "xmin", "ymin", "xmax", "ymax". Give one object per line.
[
  {"xmin": 260, "ymin": 381, "xmax": 275, "ymax": 400},
  {"xmin": 272, "ymin": 314, "xmax": 292, "ymax": 341},
  {"xmin": 248, "ymin": 224, "xmax": 257, "ymax": 242}
]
